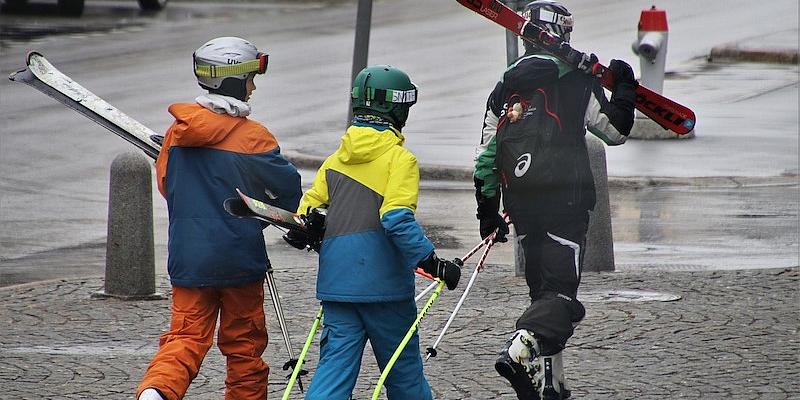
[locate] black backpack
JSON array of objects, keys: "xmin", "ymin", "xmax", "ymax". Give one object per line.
[{"xmin": 495, "ymin": 86, "xmax": 563, "ymax": 197}]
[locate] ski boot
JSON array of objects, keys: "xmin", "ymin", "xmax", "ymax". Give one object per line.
[
  {"xmin": 534, "ymin": 351, "xmax": 571, "ymax": 400},
  {"xmin": 138, "ymin": 388, "xmax": 166, "ymax": 400},
  {"xmin": 495, "ymin": 329, "xmax": 541, "ymax": 400}
]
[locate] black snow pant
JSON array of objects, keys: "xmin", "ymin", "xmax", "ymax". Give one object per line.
[{"xmin": 512, "ymin": 212, "xmax": 589, "ymax": 354}]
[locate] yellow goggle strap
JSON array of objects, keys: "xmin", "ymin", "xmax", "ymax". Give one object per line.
[{"xmin": 194, "ymin": 55, "xmax": 268, "ymax": 78}]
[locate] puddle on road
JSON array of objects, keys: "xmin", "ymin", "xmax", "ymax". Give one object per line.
[
  {"xmin": 580, "ymin": 289, "xmax": 682, "ymax": 303},
  {"xmin": 421, "ymin": 224, "xmax": 459, "ymax": 249},
  {"xmin": 610, "ymin": 184, "xmax": 799, "ymax": 270}
]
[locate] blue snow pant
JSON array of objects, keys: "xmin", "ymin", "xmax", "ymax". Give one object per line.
[{"xmin": 305, "ymin": 300, "xmax": 433, "ymax": 400}]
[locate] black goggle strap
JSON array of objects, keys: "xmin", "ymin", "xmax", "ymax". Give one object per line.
[{"xmin": 194, "ymin": 52, "xmax": 268, "ymax": 78}]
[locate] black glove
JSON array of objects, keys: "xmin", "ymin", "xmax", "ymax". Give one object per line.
[
  {"xmin": 475, "ymin": 177, "xmax": 509, "ymax": 243},
  {"xmin": 420, "ymin": 252, "xmax": 461, "ymax": 290},
  {"xmin": 608, "ymin": 59, "xmax": 638, "ymax": 89},
  {"xmin": 607, "ymin": 59, "xmax": 638, "ymax": 135},
  {"xmin": 282, "ymin": 208, "xmax": 326, "ymax": 252},
  {"xmin": 283, "ymin": 229, "xmax": 319, "ymax": 252},
  {"xmin": 305, "ymin": 207, "xmax": 327, "ymax": 239},
  {"xmin": 479, "ymin": 213, "xmax": 509, "ymax": 243}
]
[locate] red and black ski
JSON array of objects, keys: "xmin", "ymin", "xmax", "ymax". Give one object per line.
[{"xmin": 455, "ymin": 0, "xmax": 696, "ymax": 135}]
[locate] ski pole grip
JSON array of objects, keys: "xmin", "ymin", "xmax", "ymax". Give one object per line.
[{"xmin": 453, "ymin": 258, "xmax": 464, "ymax": 267}]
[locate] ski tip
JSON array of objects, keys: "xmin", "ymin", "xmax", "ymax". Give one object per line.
[
  {"xmin": 223, "ymin": 197, "xmax": 251, "ymax": 217},
  {"xmin": 25, "ymin": 51, "xmax": 44, "ymax": 66}
]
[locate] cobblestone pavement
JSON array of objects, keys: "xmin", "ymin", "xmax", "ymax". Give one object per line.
[{"xmin": 1, "ymin": 260, "xmax": 797, "ymax": 399}]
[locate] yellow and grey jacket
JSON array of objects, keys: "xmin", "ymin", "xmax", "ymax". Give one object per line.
[{"xmin": 298, "ymin": 119, "xmax": 434, "ymax": 302}]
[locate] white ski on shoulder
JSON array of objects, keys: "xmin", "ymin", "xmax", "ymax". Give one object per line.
[{"xmin": 9, "ymin": 51, "xmax": 161, "ymax": 159}]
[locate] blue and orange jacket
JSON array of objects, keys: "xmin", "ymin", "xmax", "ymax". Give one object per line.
[
  {"xmin": 298, "ymin": 120, "xmax": 434, "ymax": 302},
  {"xmin": 156, "ymin": 103, "xmax": 301, "ymax": 288}
]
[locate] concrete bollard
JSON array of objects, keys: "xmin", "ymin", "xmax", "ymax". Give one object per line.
[
  {"xmin": 583, "ymin": 136, "xmax": 615, "ymax": 272},
  {"xmin": 93, "ymin": 152, "xmax": 162, "ymax": 300},
  {"xmin": 514, "ymin": 135, "xmax": 615, "ymax": 276}
]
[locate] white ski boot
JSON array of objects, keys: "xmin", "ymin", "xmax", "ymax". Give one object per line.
[
  {"xmin": 534, "ymin": 351, "xmax": 571, "ymax": 400},
  {"xmin": 495, "ymin": 329, "xmax": 541, "ymax": 400},
  {"xmin": 138, "ymin": 388, "xmax": 165, "ymax": 400}
]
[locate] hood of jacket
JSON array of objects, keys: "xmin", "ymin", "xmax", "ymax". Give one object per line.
[
  {"xmin": 336, "ymin": 123, "xmax": 406, "ymax": 165},
  {"xmin": 167, "ymin": 103, "xmax": 245, "ymax": 146}
]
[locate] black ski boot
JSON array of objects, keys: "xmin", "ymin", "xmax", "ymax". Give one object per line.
[{"xmin": 495, "ymin": 330, "xmax": 540, "ymax": 400}]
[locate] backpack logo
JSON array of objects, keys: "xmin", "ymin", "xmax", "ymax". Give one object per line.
[{"xmin": 514, "ymin": 153, "xmax": 532, "ymax": 177}]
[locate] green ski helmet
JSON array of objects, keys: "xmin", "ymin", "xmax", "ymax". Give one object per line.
[{"xmin": 351, "ymin": 65, "xmax": 417, "ymax": 129}]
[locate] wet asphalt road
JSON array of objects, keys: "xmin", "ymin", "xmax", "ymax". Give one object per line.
[
  {"xmin": 1, "ymin": 178, "xmax": 797, "ymax": 287},
  {"xmin": 0, "ymin": 0, "xmax": 798, "ymax": 286}
]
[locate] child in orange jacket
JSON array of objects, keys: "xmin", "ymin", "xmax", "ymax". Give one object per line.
[{"xmin": 137, "ymin": 37, "xmax": 301, "ymax": 400}]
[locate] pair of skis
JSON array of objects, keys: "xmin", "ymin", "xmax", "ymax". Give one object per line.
[
  {"xmin": 455, "ymin": 0, "xmax": 695, "ymax": 135},
  {"xmin": 9, "ymin": 51, "xmax": 164, "ymax": 158}
]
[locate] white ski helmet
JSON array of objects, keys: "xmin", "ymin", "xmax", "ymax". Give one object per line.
[
  {"xmin": 522, "ymin": 1, "xmax": 573, "ymax": 43},
  {"xmin": 193, "ymin": 36, "xmax": 268, "ymax": 91}
]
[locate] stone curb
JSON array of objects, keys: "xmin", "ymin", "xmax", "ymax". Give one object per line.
[
  {"xmin": 283, "ymin": 151, "xmax": 799, "ymax": 187},
  {"xmin": 708, "ymin": 46, "xmax": 799, "ymax": 64}
]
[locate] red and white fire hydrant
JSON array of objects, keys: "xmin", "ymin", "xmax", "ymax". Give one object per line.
[
  {"xmin": 632, "ymin": 6, "xmax": 668, "ymax": 94},
  {"xmin": 630, "ymin": 6, "xmax": 693, "ymax": 139}
]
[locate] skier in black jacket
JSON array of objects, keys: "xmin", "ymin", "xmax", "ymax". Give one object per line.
[{"xmin": 472, "ymin": 1, "xmax": 638, "ymax": 399}]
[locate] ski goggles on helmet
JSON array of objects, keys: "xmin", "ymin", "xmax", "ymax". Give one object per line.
[
  {"xmin": 194, "ymin": 52, "xmax": 269, "ymax": 79},
  {"xmin": 523, "ymin": 8, "xmax": 573, "ymax": 40},
  {"xmin": 351, "ymin": 85, "xmax": 418, "ymax": 106}
]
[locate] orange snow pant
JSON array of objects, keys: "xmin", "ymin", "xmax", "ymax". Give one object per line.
[{"xmin": 136, "ymin": 280, "xmax": 269, "ymax": 400}]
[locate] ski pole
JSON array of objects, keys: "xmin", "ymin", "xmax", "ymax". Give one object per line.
[
  {"xmin": 415, "ymin": 281, "xmax": 438, "ymax": 302},
  {"xmin": 425, "ymin": 213, "xmax": 510, "ymax": 360},
  {"xmin": 424, "ymin": 237, "xmax": 497, "ymax": 360},
  {"xmin": 371, "ymin": 279, "xmax": 446, "ymax": 400},
  {"xmin": 266, "ymin": 266, "xmax": 307, "ymax": 393},
  {"xmin": 282, "ymin": 306, "xmax": 323, "ymax": 400},
  {"xmin": 412, "ymin": 238, "xmax": 493, "ymax": 320}
]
